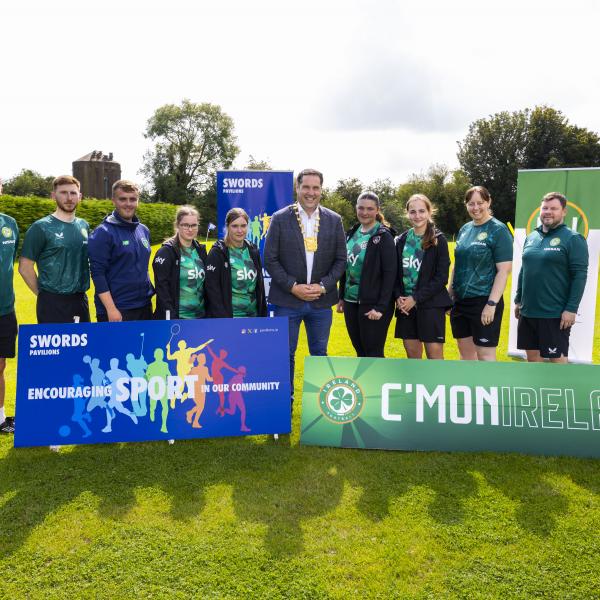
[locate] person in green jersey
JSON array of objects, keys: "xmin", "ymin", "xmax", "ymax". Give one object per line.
[
  {"xmin": 153, "ymin": 205, "xmax": 208, "ymax": 320},
  {"xmin": 449, "ymin": 186, "xmax": 513, "ymax": 361},
  {"xmin": 205, "ymin": 208, "xmax": 267, "ymax": 318},
  {"xmin": 19, "ymin": 175, "xmax": 90, "ymax": 323},
  {"xmin": 0, "ymin": 178, "xmax": 18, "ymax": 433},
  {"xmin": 394, "ymin": 194, "xmax": 453, "ymax": 359},
  {"xmin": 337, "ymin": 192, "xmax": 396, "ymax": 357},
  {"xmin": 515, "ymin": 192, "xmax": 588, "ymax": 363}
]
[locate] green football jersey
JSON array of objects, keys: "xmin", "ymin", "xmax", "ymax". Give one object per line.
[
  {"xmin": 0, "ymin": 213, "xmax": 19, "ymax": 316},
  {"xmin": 402, "ymin": 229, "xmax": 424, "ymax": 296},
  {"xmin": 515, "ymin": 224, "xmax": 588, "ymax": 318},
  {"xmin": 179, "ymin": 246, "xmax": 206, "ymax": 319},
  {"xmin": 21, "ymin": 215, "xmax": 90, "ymax": 294},
  {"xmin": 453, "ymin": 217, "xmax": 512, "ymax": 299},
  {"xmin": 344, "ymin": 223, "xmax": 380, "ymax": 303},
  {"xmin": 230, "ymin": 246, "xmax": 258, "ymax": 317}
]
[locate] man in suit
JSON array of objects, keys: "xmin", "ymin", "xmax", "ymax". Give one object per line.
[{"xmin": 264, "ymin": 168, "xmax": 346, "ymax": 406}]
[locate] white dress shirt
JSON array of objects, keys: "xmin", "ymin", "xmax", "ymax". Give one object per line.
[{"xmin": 297, "ymin": 204, "xmax": 319, "ymax": 283}]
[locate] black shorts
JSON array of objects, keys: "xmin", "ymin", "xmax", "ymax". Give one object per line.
[
  {"xmin": 0, "ymin": 312, "xmax": 18, "ymax": 359},
  {"xmin": 395, "ymin": 307, "xmax": 446, "ymax": 343},
  {"xmin": 450, "ymin": 296, "xmax": 504, "ymax": 348},
  {"xmin": 37, "ymin": 290, "xmax": 90, "ymax": 324},
  {"xmin": 517, "ymin": 316, "xmax": 570, "ymax": 359},
  {"xmin": 97, "ymin": 303, "xmax": 153, "ymax": 322}
]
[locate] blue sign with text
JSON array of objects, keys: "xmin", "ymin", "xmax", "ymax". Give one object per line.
[
  {"xmin": 217, "ymin": 170, "xmax": 293, "ymax": 256},
  {"xmin": 15, "ymin": 318, "xmax": 291, "ymax": 447}
]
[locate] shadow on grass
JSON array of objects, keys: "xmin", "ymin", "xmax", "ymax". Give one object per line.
[
  {"xmin": 0, "ymin": 436, "xmax": 343, "ymax": 559},
  {"xmin": 0, "ymin": 439, "xmax": 595, "ymax": 560}
]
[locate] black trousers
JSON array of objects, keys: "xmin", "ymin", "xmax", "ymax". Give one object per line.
[
  {"xmin": 343, "ymin": 301, "xmax": 394, "ymax": 357},
  {"xmin": 96, "ymin": 303, "xmax": 153, "ymax": 322},
  {"xmin": 37, "ymin": 290, "xmax": 90, "ymax": 324}
]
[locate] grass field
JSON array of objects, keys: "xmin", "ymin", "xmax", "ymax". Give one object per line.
[{"xmin": 1, "ymin": 245, "xmax": 599, "ymax": 598}]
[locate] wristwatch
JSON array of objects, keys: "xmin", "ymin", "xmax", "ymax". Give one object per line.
[
  {"xmin": 486, "ymin": 300, "xmax": 497, "ymax": 307},
  {"xmin": 320, "ymin": 283, "xmax": 326, "ymax": 295}
]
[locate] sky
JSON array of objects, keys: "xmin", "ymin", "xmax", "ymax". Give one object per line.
[{"xmin": 1, "ymin": 0, "xmax": 599, "ymax": 190}]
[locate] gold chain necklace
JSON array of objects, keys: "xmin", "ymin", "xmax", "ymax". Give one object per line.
[{"xmin": 293, "ymin": 203, "xmax": 320, "ymax": 252}]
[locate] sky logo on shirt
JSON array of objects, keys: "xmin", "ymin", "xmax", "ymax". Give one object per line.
[
  {"xmin": 236, "ymin": 267, "xmax": 257, "ymax": 281},
  {"xmin": 402, "ymin": 256, "xmax": 421, "ymax": 270},
  {"xmin": 188, "ymin": 267, "xmax": 205, "ymax": 281},
  {"xmin": 347, "ymin": 252, "xmax": 359, "ymax": 266}
]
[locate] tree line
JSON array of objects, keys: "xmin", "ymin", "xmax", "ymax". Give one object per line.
[{"xmin": 3, "ymin": 103, "xmax": 600, "ymax": 235}]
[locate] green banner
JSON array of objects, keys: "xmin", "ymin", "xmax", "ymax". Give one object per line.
[
  {"xmin": 510, "ymin": 168, "xmax": 600, "ymax": 363},
  {"xmin": 300, "ymin": 357, "xmax": 600, "ymax": 457},
  {"xmin": 515, "ymin": 168, "xmax": 600, "ymax": 234}
]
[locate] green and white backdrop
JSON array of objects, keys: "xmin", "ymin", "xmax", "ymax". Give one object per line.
[{"xmin": 509, "ymin": 167, "xmax": 600, "ymax": 363}]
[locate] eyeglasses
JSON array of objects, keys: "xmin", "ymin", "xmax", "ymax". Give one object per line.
[{"xmin": 179, "ymin": 223, "xmax": 199, "ymax": 230}]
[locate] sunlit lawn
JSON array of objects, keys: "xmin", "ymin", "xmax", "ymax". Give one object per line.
[{"xmin": 0, "ymin": 244, "xmax": 599, "ymax": 598}]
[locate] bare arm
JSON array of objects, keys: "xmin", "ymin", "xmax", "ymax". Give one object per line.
[
  {"xmin": 481, "ymin": 261, "xmax": 512, "ymax": 325},
  {"xmin": 18, "ymin": 257, "xmax": 39, "ymax": 296}
]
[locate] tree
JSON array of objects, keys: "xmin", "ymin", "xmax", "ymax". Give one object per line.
[
  {"xmin": 2, "ymin": 169, "xmax": 54, "ymax": 197},
  {"xmin": 334, "ymin": 178, "xmax": 364, "ymax": 207},
  {"xmin": 457, "ymin": 106, "xmax": 600, "ymax": 224},
  {"xmin": 395, "ymin": 164, "xmax": 471, "ymax": 236},
  {"xmin": 245, "ymin": 156, "xmax": 272, "ymax": 170},
  {"xmin": 141, "ymin": 99, "xmax": 239, "ymax": 205}
]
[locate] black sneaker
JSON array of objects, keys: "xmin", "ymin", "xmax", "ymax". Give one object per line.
[{"xmin": 0, "ymin": 420, "xmax": 14, "ymax": 434}]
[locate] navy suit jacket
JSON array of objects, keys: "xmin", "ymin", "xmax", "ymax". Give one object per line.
[{"xmin": 264, "ymin": 204, "xmax": 346, "ymax": 308}]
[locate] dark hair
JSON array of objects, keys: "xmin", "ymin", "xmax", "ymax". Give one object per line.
[
  {"xmin": 406, "ymin": 194, "xmax": 438, "ymax": 249},
  {"xmin": 465, "ymin": 185, "xmax": 492, "ymax": 204},
  {"xmin": 542, "ymin": 192, "xmax": 567, "ymax": 208},
  {"xmin": 296, "ymin": 168, "xmax": 323, "ymax": 186},
  {"xmin": 356, "ymin": 191, "xmax": 389, "ymax": 226},
  {"xmin": 166, "ymin": 204, "xmax": 200, "ymax": 247},
  {"xmin": 224, "ymin": 207, "xmax": 249, "ymax": 248}
]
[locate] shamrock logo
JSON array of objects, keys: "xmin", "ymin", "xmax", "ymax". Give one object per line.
[{"xmin": 329, "ymin": 387, "xmax": 354, "ymax": 413}]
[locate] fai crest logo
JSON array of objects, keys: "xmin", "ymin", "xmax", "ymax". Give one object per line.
[
  {"xmin": 1, "ymin": 227, "xmax": 12, "ymax": 238},
  {"xmin": 477, "ymin": 232, "xmax": 488, "ymax": 241},
  {"xmin": 80, "ymin": 228, "xmax": 88, "ymax": 239},
  {"xmin": 550, "ymin": 237, "xmax": 561, "ymax": 247},
  {"xmin": 318, "ymin": 377, "xmax": 364, "ymax": 424},
  {"xmin": 142, "ymin": 238, "xmax": 150, "ymax": 249}
]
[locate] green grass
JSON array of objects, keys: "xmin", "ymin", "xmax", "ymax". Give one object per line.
[{"xmin": 1, "ymin": 246, "xmax": 599, "ymax": 598}]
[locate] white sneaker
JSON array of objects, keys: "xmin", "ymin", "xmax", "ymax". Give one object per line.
[{"xmin": 49, "ymin": 445, "xmax": 61, "ymax": 452}]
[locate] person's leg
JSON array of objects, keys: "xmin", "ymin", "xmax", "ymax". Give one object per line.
[
  {"xmin": 424, "ymin": 343, "xmax": 444, "ymax": 359},
  {"xmin": 420, "ymin": 308, "xmax": 445, "ymax": 360},
  {"xmin": 403, "ymin": 339, "xmax": 423, "ymax": 359},
  {"xmin": 360, "ymin": 303, "xmax": 393, "ymax": 358},
  {"xmin": 473, "ymin": 297, "xmax": 504, "ymax": 362},
  {"xmin": 450, "ymin": 300, "xmax": 479, "ymax": 360},
  {"xmin": 525, "ymin": 349, "xmax": 543, "ymax": 362},
  {"xmin": 0, "ymin": 358, "xmax": 6, "ymax": 424},
  {"xmin": 539, "ymin": 318, "xmax": 570, "ymax": 364},
  {"xmin": 304, "ymin": 306, "xmax": 333, "ymax": 356},
  {"xmin": 0, "ymin": 312, "xmax": 17, "ymax": 430},
  {"xmin": 457, "ymin": 337, "xmax": 479, "ymax": 360},
  {"xmin": 273, "ymin": 305, "xmax": 304, "ymax": 399},
  {"xmin": 343, "ymin": 302, "xmax": 364, "ymax": 356}
]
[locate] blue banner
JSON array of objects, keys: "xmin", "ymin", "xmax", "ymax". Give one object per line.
[
  {"xmin": 217, "ymin": 169, "xmax": 293, "ymax": 254},
  {"xmin": 15, "ymin": 318, "xmax": 291, "ymax": 447}
]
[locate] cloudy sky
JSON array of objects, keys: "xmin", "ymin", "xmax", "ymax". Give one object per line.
[{"xmin": 1, "ymin": 0, "xmax": 599, "ymax": 189}]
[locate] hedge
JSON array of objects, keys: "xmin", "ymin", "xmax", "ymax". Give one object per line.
[{"xmin": 0, "ymin": 195, "xmax": 178, "ymax": 248}]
